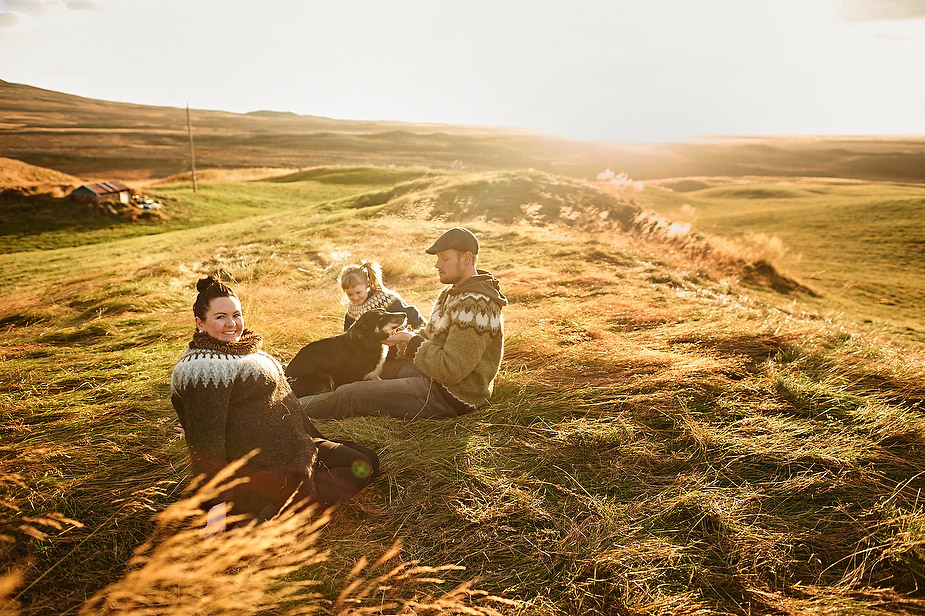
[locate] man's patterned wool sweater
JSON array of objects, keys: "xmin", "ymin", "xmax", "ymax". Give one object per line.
[
  {"xmin": 405, "ymin": 270, "xmax": 507, "ymax": 409},
  {"xmin": 171, "ymin": 330, "xmax": 317, "ymax": 516}
]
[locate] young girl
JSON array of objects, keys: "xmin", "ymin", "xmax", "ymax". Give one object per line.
[{"xmin": 340, "ymin": 261, "xmax": 425, "ymax": 331}]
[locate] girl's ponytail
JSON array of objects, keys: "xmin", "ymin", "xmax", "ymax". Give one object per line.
[{"xmin": 360, "ymin": 261, "xmax": 385, "ymax": 293}]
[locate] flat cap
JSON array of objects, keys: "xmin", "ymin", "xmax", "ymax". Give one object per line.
[{"xmin": 425, "ymin": 227, "xmax": 479, "ymax": 255}]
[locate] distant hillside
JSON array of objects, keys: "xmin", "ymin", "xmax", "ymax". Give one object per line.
[
  {"xmin": 0, "ymin": 80, "xmax": 925, "ymax": 183},
  {"xmin": 245, "ymin": 110, "xmax": 303, "ymax": 118},
  {"xmin": 0, "ymin": 79, "xmax": 527, "ymax": 180},
  {"xmin": 2, "ymin": 79, "xmax": 923, "ymax": 184},
  {"xmin": 0, "ymin": 79, "xmax": 512, "ymax": 135}
]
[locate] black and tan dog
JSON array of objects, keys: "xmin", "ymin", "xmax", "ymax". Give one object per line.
[{"xmin": 285, "ymin": 309, "xmax": 407, "ymax": 397}]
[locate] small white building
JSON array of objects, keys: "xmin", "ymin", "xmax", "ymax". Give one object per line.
[{"xmin": 70, "ymin": 181, "xmax": 132, "ymax": 204}]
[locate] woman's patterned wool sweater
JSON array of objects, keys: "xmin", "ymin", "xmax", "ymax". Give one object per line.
[
  {"xmin": 406, "ymin": 270, "xmax": 507, "ymax": 409},
  {"xmin": 171, "ymin": 330, "xmax": 317, "ymax": 515}
]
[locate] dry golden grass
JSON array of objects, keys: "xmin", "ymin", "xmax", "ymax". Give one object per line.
[
  {"xmin": 141, "ymin": 167, "xmax": 301, "ymax": 187},
  {"xmin": 1, "ymin": 478, "xmax": 512, "ymax": 616},
  {"xmin": 1, "ymin": 473, "xmax": 83, "ymax": 615},
  {"xmin": 3, "ymin": 167, "xmax": 925, "ymax": 614},
  {"xmin": 0, "ymin": 156, "xmax": 81, "ymax": 189},
  {"xmin": 624, "ymin": 174, "xmax": 925, "ymax": 336},
  {"xmin": 0, "ymin": 156, "xmax": 82, "ymax": 198}
]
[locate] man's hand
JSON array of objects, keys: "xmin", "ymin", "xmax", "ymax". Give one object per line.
[{"xmin": 385, "ymin": 331, "xmax": 414, "ymax": 346}]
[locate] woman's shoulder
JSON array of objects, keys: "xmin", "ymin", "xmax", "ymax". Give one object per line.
[
  {"xmin": 173, "ymin": 348, "xmax": 283, "ymax": 388},
  {"xmin": 172, "ymin": 347, "xmax": 244, "ymax": 389},
  {"xmin": 172, "ymin": 332, "xmax": 281, "ymax": 388}
]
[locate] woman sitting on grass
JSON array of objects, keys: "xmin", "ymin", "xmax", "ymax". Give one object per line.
[
  {"xmin": 340, "ymin": 261, "xmax": 425, "ymax": 331},
  {"xmin": 170, "ymin": 276, "xmax": 378, "ymax": 528}
]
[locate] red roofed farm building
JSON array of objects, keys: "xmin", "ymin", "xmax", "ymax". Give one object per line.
[{"xmin": 70, "ymin": 181, "xmax": 132, "ymax": 204}]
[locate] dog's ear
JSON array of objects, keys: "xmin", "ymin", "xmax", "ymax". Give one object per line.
[
  {"xmin": 354, "ymin": 309, "xmax": 382, "ymax": 326},
  {"xmin": 346, "ymin": 313, "xmax": 373, "ymax": 339}
]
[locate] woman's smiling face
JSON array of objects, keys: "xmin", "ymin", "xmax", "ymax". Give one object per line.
[{"xmin": 195, "ymin": 295, "xmax": 244, "ymax": 342}]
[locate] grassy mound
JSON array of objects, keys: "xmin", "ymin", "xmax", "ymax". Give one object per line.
[
  {"xmin": 0, "ymin": 156, "xmax": 81, "ymax": 196},
  {"xmin": 344, "ymin": 169, "xmax": 810, "ymax": 296},
  {"xmin": 0, "ymin": 157, "xmax": 80, "ymax": 188},
  {"xmin": 336, "ymin": 169, "xmax": 641, "ymax": 229},
  {"xmin": 697, "ymin": 186, "xmax": 809, "ymax": 200}
]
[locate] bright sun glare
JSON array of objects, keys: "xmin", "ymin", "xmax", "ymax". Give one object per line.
[{"xmin": 0, "ymin": 0, "xmax": 923, "ymax": 141}]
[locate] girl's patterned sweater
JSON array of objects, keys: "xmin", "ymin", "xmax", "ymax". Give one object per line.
[{"xmin": 344, "ymin": 289, "xmax": 425, "ymax": 331}]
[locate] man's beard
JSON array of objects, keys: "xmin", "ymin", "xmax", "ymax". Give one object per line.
[{"xmin": 439, "ymin": 269, "xmax": 461, "ymax": 285}]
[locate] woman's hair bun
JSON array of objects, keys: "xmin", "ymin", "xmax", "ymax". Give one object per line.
[
  {"xmin": 192, "ymin": 275, "xmax": 236, "ymax": 320},
  {"xmin": 196, "ymin": 275, "xmax": 220, "ymax": 293}
]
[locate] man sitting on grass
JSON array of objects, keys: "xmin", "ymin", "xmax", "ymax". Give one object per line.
[{"xmin": 299, "ymin": 227, "xmax": 507, "ymax": 420}]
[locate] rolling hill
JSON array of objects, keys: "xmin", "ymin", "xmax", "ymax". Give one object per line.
[
  {"xmin": 0, "ymin": 156, "xmax": 82, "ymax": 196},
  {"xmin": 2, "ymin": 79, "xmax": 924, "ymax": 184}
]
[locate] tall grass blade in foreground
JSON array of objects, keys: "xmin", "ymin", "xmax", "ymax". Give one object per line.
[{"xmin": 76, "ymin": 457, "xmax": 512, "ymax": 615}]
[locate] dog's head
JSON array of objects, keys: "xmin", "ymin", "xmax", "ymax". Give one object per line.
[{"xmin": 348, "ymin": 309, "xmax": 407, "ymax": 341}]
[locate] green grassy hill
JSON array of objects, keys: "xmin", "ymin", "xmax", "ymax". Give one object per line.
[
  {"xmin": 628, "ymin": 176, "xmax": 925, "ymax": 339},
  {"xmin": 0, "ymin": 166, "xmax": 442, "ymax": 253},
  {"xmin": 2, "ymin": 166, "xmax": 924, "ymax": 615}
]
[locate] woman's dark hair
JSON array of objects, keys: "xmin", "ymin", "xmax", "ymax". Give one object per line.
[{"xmin": 193, "ymin": 275, "xmax": 237, "ymax": 320}]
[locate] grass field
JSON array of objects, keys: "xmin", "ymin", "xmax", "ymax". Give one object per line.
[
  {"xmin": 623, "ymin": 177, "xmax": 925, "ymax": 341},
  {"xmin": 2, "ymin": 166, "xmax": 925, "ymax": 615},
  {"xmin": 0, "ymin": 167, "xmax": 441, "ymax": 253}
]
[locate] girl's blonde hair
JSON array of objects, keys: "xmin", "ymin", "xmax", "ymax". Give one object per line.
[{"xmin": 339, "ymin": 261, "xmax": 387, "ymax": 293}]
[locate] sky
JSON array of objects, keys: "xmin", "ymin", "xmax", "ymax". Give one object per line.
[{"xmin": 0, "ymin": 0, "xmax": 923, "ymax": 142}]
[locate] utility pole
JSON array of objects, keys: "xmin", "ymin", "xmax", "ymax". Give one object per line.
[{"xmin": 186, "ymin": 102, "xmax": 198, "ymax": 193}]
